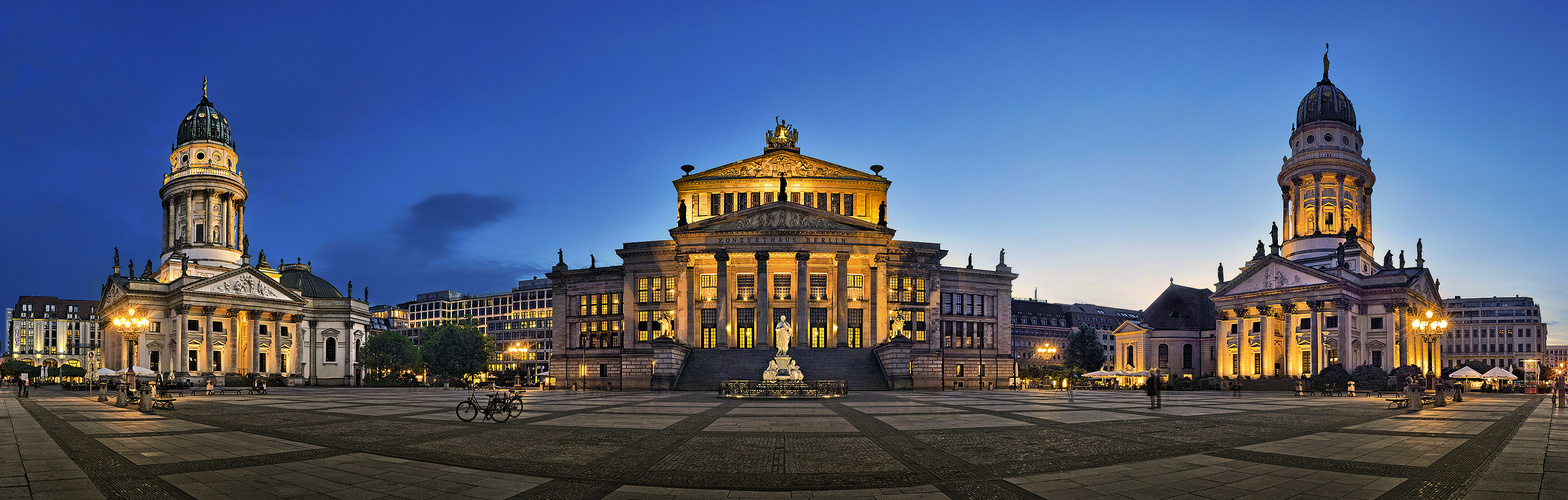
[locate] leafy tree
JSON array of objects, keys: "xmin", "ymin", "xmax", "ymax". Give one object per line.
[
  {"xmin": 1064, "ymin": 324, "xmax": 1107, "ymax": 371},
  {"xmin": 59, "ymin": 365, "xmax": 87, "ymax": 379},
  {"xmin": 419, "ymin": 323, "xmax": 494, "ymax": 382},
  {"xmin": 1390, "ymin": 364, "xmax": 1423, "ymax": 386},
  {"xmin": 1312, "ymin": 364, "xmax": 1351, "ymax": 390},
  {"xmin": 0, "ymin": 360, "xmax": 39, "ymax": 378},
  {"xmin": 1350, "ymin": 364, "xmax": 1388, "ymax": 391},
  {"xmin": 360, "ymin": 331, "xmax": 420, "ymax": 379}
]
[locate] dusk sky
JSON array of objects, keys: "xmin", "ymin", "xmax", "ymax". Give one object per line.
[{"xmin": 3, "ymin": 2, "xmax": 1564, "ymax": 339}]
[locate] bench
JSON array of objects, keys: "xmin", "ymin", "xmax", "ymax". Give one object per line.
[
  {"xmin": 1386, "ymin": 395, "xmax": 1437, "ymax": 409},
  {"xmin": 152, "ymin": 397, "xmax": 176, "ymax": 410},
  {"xmin": 248, "ymin": 387, "xmax": 269, "ymax": 395}
]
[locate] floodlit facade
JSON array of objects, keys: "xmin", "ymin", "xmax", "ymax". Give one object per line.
[
  {"xmin": 7, "ymin": 297, "xmax": 101, "ymax": 373},
  {"xmin": 1442, "ymin": 296, "xmax": 1548, "ymax": 370},
  {"xmin": 98, "ymin": 83, "xmax": 370, "ymax": 385},
  {"xmin": 547, "ymin": 121, "xmax": 1016, "ymax": 390}
]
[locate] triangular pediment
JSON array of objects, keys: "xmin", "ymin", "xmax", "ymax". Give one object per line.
[
  {"xmin": 677, "ymin": 202, "xmax": 892, "ymax": 234},
  {"xmin": 1113, "ymin": 321, "xmax": 1146, "ymax": 334},
  {"xmin": 1215, "ymin": 257, "xmax": 1337, "ymax": 297},
  {"xmin": 187, "ymin": 267, "xmax": 303, "ymax": 302},
  {"xmin": 102, "ymin": 280, "xmax": 128, "ymax": 305},
  {"xmin": 685, "ymin": 150, "xmax": 884, "ymax": 182}
]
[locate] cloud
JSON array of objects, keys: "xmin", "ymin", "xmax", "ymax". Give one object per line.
[{"xmin": 315, "ymin": 192, "xmax": 548, "ymax": 303}]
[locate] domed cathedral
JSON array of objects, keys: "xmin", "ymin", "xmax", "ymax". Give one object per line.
[
  {"xmin": 98, "ymin": 80, "xmax": 371, "ymax": 386},
  {"xmin": 548, "ymin": 119, "xmax": 1018, "ymax": 391},
  {"xmin": 1208, "ymin": 48, "xmax": 1446, "ymax": 383}
]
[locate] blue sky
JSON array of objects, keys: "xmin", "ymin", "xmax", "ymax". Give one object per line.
[{"xmin": 2, "ymin": 2, "xmax": 1564, "ymax": 343}]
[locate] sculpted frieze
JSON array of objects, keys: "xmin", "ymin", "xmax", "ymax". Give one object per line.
[
  {"xmin": 702, "ymin": 209, "xmax": 866, "ymax": 232},
  {"xmin": 200, "ymin": 274, "xmax": 282, "ymax": 299}
]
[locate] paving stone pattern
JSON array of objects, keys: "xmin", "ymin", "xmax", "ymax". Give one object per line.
[{"xmin": 1, "ymin": 384, "xmax": 1561, "ymax": 499}]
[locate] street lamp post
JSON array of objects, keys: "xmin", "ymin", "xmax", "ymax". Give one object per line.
[
  {"xmin": 1410, "ymin": 309, "xmax": 1449, "ymax": 391},
  {"xmin": 110, "ymin": 308, "xmax": 150, "ymax": 407}
]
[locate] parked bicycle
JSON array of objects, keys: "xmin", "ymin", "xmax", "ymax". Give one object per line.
[
  {"xmin": 455, "ymin": 390, "xmax": 512, "ymax": 423},
  {"xmin": 505, "ymin": 388, "xmax": 530, "ymax": 418}
]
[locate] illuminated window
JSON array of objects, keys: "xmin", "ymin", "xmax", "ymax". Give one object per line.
[
  {"xmin": 809, "ymin": 308, "xmax": 828, "ymax": 348},
  {"xmin": 846, "ymin": 194, "xmax": 857, "ymax": 216},
  {"xmin": 736, "ymin": 273, "xmax": 755, "ymax": 300},
  {"xmin": 736, "ymin": 308, "xmax": 755, "ymax": 348},
  {"xmin": 709, "ymin": 193, "xmax": 720, "ymax": 216},
  {"xmin": 809, "ymin": 274, "xmax": 828, "ymax": 300},
  {"xmin": 750, "ymin": 192, "xmax": 760, "ymax": 208},
  {"xmin": 847, "ymin": 309, "xmax": 863, "ymax": 348},
  {"xmin": 700, "ymin": 309, "xmax": 717, "ymax": 348},
  {"xmin": 724, "ymin": 193, "xmax": 734, "ymax": 214},
  {"xmin": 816, "ymin": 193, "xmax": 828, "ymax": 211},
  {"xmin": 765, "ymin": 192, "xmax": 775, "ymax": 203},
  {"xmin": 701, "ymin": 274, "xmax": 716, "ymax": 301},
  {"xmin": 737, "ymin": 192, "xmax": 749, "ymax": 211},
  {"xmin": 773, "ymin": 273, "xmax": 792, "ymax": 300},
  {"xmin": 637, "ymin": 311, "xmax": 651, "ymax": 342},
  {"xmin": 830, "ymin": 193, "xmax": 840, "ymax": 214},
  {"xmin": 847, "ymin": 274, "xmax": 864, "ymax": 301}
]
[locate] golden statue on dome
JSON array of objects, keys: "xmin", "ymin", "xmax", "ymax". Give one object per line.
[{"xmin": 765, "ymin": 116, "xmax": 799, "ymax": 151}]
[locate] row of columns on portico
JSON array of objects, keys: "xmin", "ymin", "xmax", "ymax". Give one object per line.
[
  {"xmin": 137, "ymin": 306, "xmax": 299, "ymax": 376},
  {"xmin": 658, "ymin": 249, "xmax": 878, "ymax": 350},
  {"xmin": 1226, "ymin": 298, "xmax": 1371, "ymax": 378}
]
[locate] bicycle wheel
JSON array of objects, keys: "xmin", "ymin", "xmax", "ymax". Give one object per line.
[
  {"xmin": 489, "ymin": 401, "xmax": 511, "ymax": 423},
  {"xmin": 507, "ymin": 395, "xmax": 525, "ymax": 418},
  {"xmin": 456, "ymin": 401, "xmax": 478, "ymax": 422}
]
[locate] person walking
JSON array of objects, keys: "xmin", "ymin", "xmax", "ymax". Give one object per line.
[{"xmin": 1146, "ymin": 374, "xmax": 1161, "ymax": 409}]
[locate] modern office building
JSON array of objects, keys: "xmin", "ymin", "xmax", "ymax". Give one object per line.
[
  {"xmin": 1443, "ymin": 296, "xmax": 1547, "ymax": 371},
  {"xmin": 396, "ymin": 278, "xmax": 555, "ymax": 375},
  {"xmin": 1010, "ymin": 299, "xmax": 1071, "ymax": 367},
  {"xmin": 7, "ymin": 297, "xmax": 101, "ymax": 373}
]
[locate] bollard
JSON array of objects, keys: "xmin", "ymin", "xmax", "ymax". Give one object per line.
[
  {"xmin": 139, "ymin": 385, "xmax": 153, "ymax": 413},
  {"xmin": 1408, "ymin": 386, "xmax": 1423, "ymax": 412},
  {"xmin": 1434, "ymin": 387, "xmax": 1446, "ymax": 407},
  {"xmin": 98, "ymin": 385, "xmax": 107, "ymax": 402},
  {"xmin": 115, "ymin": 387, "xmax": 128, "ymax": 407}
]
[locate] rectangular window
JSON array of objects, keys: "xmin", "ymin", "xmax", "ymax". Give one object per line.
[
  {"xmin": 1325, "ymin": 316, "xmax": 1339, "ymax": 329},
  {"xmin": 1371, "ymin": 317, "xmax": 1384, "ymax": 330},
  {"xmin": 809, "ymin": 308, "xmax": 828, "ymax": 348},
  {"xmin": 803, "ymin": 192, "xmax": 814, "ymax": 208},
  {"xmin": 816, "ymin": 193, "xmax": 828, "ymax": 211},
  {"xmin": 942, "ymin": 293, "xmax": 953, "ymax": 315},
  {"xmin": 637, "ymin": 310, "xmax": 651, "ymax": 342},
  {"xmin": 1232, "ymin": 353, "xmax": 1240, "ymax": 375},
  {"xmin": 189, "ymin": 350, "xmax": 198, "ymax": 371},
  {"xmin": 724, "ymin": 193, "xmax": 734, "ymax": 214},
  {"xmin": 213, "ymin": 351, "xmax": 223, "ymax": 372},
  {"xmin": 737, "ymin": 192, "xmax": 748, "ymax": 211},
  {"xmin": 260, "ymin": 325, "xmax": 269, "ymax": 336},
  {"xmin": 701, "ymin": 274, "xmax": 717, "ymax": 301},
  {"xmin": 1251, "ymin": 321, "xmax": 1261, "ymax": 333},
  {"xmin": 257, "ymin": 353, "xmax": 266, "ymax": 372},
  {"xmin": 847, "ymin": 308, "xmax": 863, "ymax": 348},
  {"xmin": 1299, "ymin": 318, "xmax": 1311, "ymax": 330},
  {"xmin": 773, "ymin": 273, "xmax": 792, "ymax": 300},
  {"xmin": 955, "ymin": 364, "xmax": 964, "ymax": 377},
  {"xmin": 845, "ymin": 194, "xmax": 855, "ymax": 216},
  {"xmin": 914, "ymin": 311, "xmax": 926, "ymax": 342},
  {"xmin": 600, "ymin": 364, "xmax": 608, "ymax": 378},
  {"xmin": 701, "ymin": 309, "xmax": 717, "ymax": 348},
  {"xmin": 709, "ymin": 193, "xmax": 720, "ymax": 216},
  {"xmin": 188, "ymin": 319, "xmax": 200, "ymax": 331},
  {"xmin": 830, "ymin": 193, "xmax": 840, "ymax": 214},
  {"xmin": 809, "ymin": 274, "xmax": 828, "ymax": 300},
  {"xmin": 736, "ymin": 273, "xmax": 756, "ymax": 301},
  {"xmin": 790, "ymin": 192, "xmax": 800, "ymax": 204},
  {"xmin": 737, "ymin": 308, "xmax": 755, "ymax": 348},
  {"xmin": 847, "ymin": 274, "xmax": 864, "ymax": 301},
  {"xmin": 765, "ymin": 192, "xmax": 774, "ymax": 204},
  {"xmin": 212, "ymin": 321, "xmax": 224, "ymax": 333},
  {"xmin": 750, "ymin": 192, "xmax": 760, "ymax": 208},
  {"xmin": 914, "ymin": 278, "xmax": 927, "ymax": 303},
  {"xmin": 1253, "ymin": 352, "xmax": 1262, "ymax": 374}
]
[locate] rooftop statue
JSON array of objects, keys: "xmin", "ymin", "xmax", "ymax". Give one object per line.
[{"xmin": 765, "ymin": 116, "xmax": 799, "ymax": 150}]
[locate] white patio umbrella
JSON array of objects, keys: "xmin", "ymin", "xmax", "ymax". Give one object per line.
[
  {"xmin": 1448, "ymin": 366, "xmax": 1484, "ymax": 379},
  {"xmin": 95, "ymin": 368, "xmax": 117, "ymax": 376},
  {"xmin": 130, "ymin": 366, "xmax": 156, "ymax": 375},
  {"xmin": 1482, "ymin": 367, "xmax": 1518, "ymax": 380},
  {"xmin": 1083, "ymin": 370, "xmax": 1116, "ymax": 378},
  {"xmin": 1123, "ymin": 370, "xmax": 1154, "ymax": 377}
]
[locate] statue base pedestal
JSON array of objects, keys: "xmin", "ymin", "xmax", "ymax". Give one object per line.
[{"xmin": 762, "ymin": 355, "xmax": 804, "ymax": 382}]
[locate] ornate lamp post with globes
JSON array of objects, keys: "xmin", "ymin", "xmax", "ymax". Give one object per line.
[
  {"xmin": 1410, "ymin": 309, "xmax": 1449, "ymax": 390},
  {"xmin": 109, "ymin": 308, "xmax": 150, "ymax": 406}
]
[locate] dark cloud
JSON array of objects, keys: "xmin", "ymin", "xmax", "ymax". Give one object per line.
[{"xmin": 314, "ymin": 192, "xmax": 547, "ymax": 304}]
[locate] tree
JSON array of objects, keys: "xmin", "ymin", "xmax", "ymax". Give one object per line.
[
  {"xmin": 0, "ymin": 360, "xmax": 39, "ymax": 378},
  {"xmin": 59, "ymin": 365, "xmax": 87, "ymax": 379},
  {"xmin": 420, "ymin": 323, "xmax": 494, "ymax": 382},
  {"xmin": 1064, "ymin": 324, "xmax": 1107, "ymax": 372},
  {"xmin": 360, "ymin": 331, "xmax": 420, "ymax": 379},
  {"xmin": 1351, "ymin": 364, "xmax": 1388, "ymax": 391},
  {"xmin": 1313, "ymin": 364, "xmax": 1351, "ymax": 390},
  {"xmin": 1390, "ymin": 364, "xmax": 1423, "ymax": 386}
]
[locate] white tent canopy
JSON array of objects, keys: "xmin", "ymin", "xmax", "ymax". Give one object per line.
[
  {"xmin": 1449, "ymin": 366, "xmax": 1484, "ymax": 379},
  {"xmin": 1482, "ymin": 367, "xmax": 1518, "ymax": 380},
  {"xmin": 1122, "ymin": 370, "xmax": 1154, "ymax": 377},
  {"xmin": 94, "ymin": 368, "xmax": 117, "ymax": 376},
  {"xmin": 1083, "ymin": 370, "xmax": 1116, "ymax": 378}
]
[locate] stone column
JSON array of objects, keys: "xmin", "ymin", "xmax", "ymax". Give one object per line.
[
  {"xmin": 1363, "ymin": 186, "xmax": 1373, "ymax": 243},
  {"xmin": 175, "ymin": 307, "xmax": 186, "ymax": 375},
  {"xmin": 715, "ymin": 251, "xmax": 729, "ymax": 348},
  {"xmin": 1240, "ymin": 309, "xmax": 1255, "ymax": 377},
  {"xmin": 1396, "ymin": 305, "xmax": 1409, "ymax": 368},
  {"xmin": 1281, "ymin": 188, "xmax": 1291, "ymax": 242},
  {"xmin": 680, "ymin": 255, "xmax": 694, "ymax": 346},
  {"xmin": 755, "ymin": 252, "xmax": 770, "ymax": 349},
  {"xmin": 834, "ymin": 253, "xmax": 849, "ymax": 347},
  {"xmin": 1284, "ymin": 305, "xmax": 1298, "ymax": 376},
  {"xmin": 1310, "ymin": 302, "xmax": 1323, "ymax": 376},
  {"xmin": 1335, "ymin": 300, "xmax": 1350, "ymax": 370},
  {"xmin": 184, "ymin": 191, "xmax": 194, "ymax": 246},
  {"xmin": 162, "ymin": 200, "xmax": 171, "ymax": 253},
  {"xmin": 1259, "ymin": 305, "xmax": 1275, "ymax": 377},
  {"xmin": 237, "ymin": 201, "xmax": 245, "ymax": 249},
  {"xmin": 225, "ymin": 312, "xmax": 238, "ymax": 375},
  {"xmin": 203, "ymin": 190, "xmax": 214, "ymax": 244},
  {"xmin": 290, "ymin": 316, "xmax": 302, "ymax": 375},
  {"xmin": 308, "ymin": 320, "xmax": 318, "ymax": 383},
  {"xmin": 795, "ymin": 251, "xmax": 809, "ymax": 349},
  {"xmin": 869, "ymin": 258, "xmax": 881, "ymax": 343},
  {"xmin": 1312, "ymin": 173, "xmax": 1322, "ymax": 233}
]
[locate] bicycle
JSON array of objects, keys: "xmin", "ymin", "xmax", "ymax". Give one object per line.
[
  {"xmin": 504, "ymin": 388, "xmax": 538, "ymax": 418},
  {"xmin": 455, "ymin": 390, "xmax": 512, "ymax": 423}
]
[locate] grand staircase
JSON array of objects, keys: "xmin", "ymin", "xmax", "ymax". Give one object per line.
[{"xmin": 673, "ymin": 347, "xmax": 890, "ymax": 391}]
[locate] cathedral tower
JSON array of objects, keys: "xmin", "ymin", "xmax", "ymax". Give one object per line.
[
  {"xmin": 158, "ymin": 79, "xmax": 248, "ymax": 279},
  {"xmin": 1278, "ymin": 47, "xmax": 1376, "ymax": 272}
]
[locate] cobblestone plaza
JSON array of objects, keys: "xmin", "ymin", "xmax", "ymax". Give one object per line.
[{"xmin": 3, "ymin": 387, "xmax": 1563, "ymax": 499}]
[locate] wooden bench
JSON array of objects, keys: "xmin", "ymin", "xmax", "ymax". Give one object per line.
[
  {"xmin": 1387, "ymin": 395, "xmax": 1436, "ymax": 409},
  {"xmin": 248, "ymin": 387, "xmax": 269, "ymax": 395},
  {"xmin": 152, "ymin": 397, "xmax": 176, "ymax": 410}
]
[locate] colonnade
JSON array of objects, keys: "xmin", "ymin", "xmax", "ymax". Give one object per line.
[
  {"xmin": 1284, "ymin": 172, "xmax": 1371, "ymax": 241},
  {"xmin": 1221, "ymin": 299, "xmax": 1426, "ymax": 378},
  {"xmin": 164, "ymin": 188, "xmax": 245, "ymax": 252}
]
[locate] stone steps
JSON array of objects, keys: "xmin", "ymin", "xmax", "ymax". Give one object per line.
[{"xmin": 674, "ymin": 347, "xmax": 890, "ymax": 391}]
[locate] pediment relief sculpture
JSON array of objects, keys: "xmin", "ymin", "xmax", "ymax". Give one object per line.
[{"xmin": 199, "ymin": 274, "xmax": 284, "ymax": 299}]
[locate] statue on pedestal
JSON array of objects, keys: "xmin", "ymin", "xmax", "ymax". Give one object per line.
[{"xmin": 774, "ymin": 316, "xmax": 793, "ymax": 356}]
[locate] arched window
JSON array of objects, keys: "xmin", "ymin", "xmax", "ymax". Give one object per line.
[
  {"xmin": 1183, "ymin": 344, "xmax": 1194, "ymax": 369},
  {"xmin": 1125, "ymin": 345, "xmax": 1135, "ymax": 368},
  {"xmin": 326, "ymin": 338, "xmax": 337, "ymax": 362},
  {"xmin": 1158, "ymin": 344, "xmax": 1169, "ymax": 369}
]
